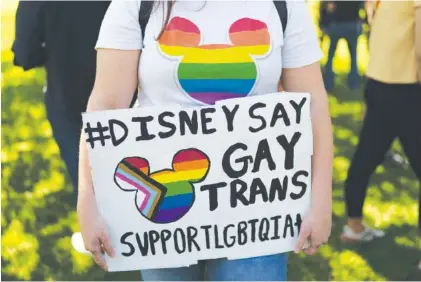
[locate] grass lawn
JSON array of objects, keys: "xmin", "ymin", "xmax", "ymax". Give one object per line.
[{"xmin": 2, "ymin": 1, "xmax": 421, "ymax": 281}]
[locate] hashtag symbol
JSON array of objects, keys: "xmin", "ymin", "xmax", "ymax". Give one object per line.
[{"xmin": 84, "ymin": 122, "xmax": 111, "ymax": 149}]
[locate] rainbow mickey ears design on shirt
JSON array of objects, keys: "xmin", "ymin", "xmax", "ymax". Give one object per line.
[
  {"xmin": 114, "ymin": 149, "xmax": 210, "ymax": 224},
  {"xmin": 158, "ymin": 17, "xmax": 271, "ymax": 105}
]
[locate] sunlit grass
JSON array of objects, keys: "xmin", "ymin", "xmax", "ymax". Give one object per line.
[
  {"xmin": 2, "ymin": 1, "xmax": 420, "ymax": 281},
  {"xmin": 395, "ymin": 236, "xmax": 421, "ymax": 249},
  {"xmin": 2, "ymin": 220, "xmax": 40, "ymax": 280},
  {"xmin": 329, "ymin": 250, "xmax": 386, "ymax": 281}
]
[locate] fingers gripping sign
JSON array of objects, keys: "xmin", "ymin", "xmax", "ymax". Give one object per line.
[
  {"xmin": 86, "ymin": 235, "xmax": 110, "ymax": 271},
  {"xmin": 294, "ymin": 214, "xmax": 329, "ymax": 255},
  {"xmin": 80, "ymin": 215, "xmax": 116, "ymax": 271},
  {"xmin": 294, "ymin": 217, "xmax": 311, "ymax": 254},
  {"xmin": 99, "ymin": 231, "xmax": 115, "ymax": 258}
]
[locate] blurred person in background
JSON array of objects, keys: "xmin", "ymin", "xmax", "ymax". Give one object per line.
[
  {"xmin": 322, "ymin": 0, "xmax": 364, "ymax": 92},
  {"xmin": 364, "ymin": 0, "xmax": 410, "ymax": 168},
  {"xmin": 342, "ymin": 0, "xmax": 421, "ymax": 269},
  {"xmin": 362, "ymin": 0, "xmax": 409, "ymax": 168},
  {"xmin": 318, "ymin": 1, "xmax": 334, "ymax": 46},
  {"xmin": 12, "ymin": 0, "xmax": 113, "ymax": 254}
]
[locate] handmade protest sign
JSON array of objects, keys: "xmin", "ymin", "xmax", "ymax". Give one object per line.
[{"xmin": 82, "ymin": 92, "xmax": 313, "ymax": 272}]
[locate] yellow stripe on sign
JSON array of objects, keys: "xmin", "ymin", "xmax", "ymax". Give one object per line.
[
  {"xmin": 152, "ymin": 168, "xmax": 208, "ymax": 184},
  {"xmin": 159, "ymin": 45, "xmax": 270, "ymax": 63}
]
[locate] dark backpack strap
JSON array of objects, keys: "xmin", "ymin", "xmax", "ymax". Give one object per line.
[
  {"xmin": 131, "ymin": 1, "xmax": 153, "ymax": 108},
  {"xmin": 273, "ymin": 0, "xmax": 288, "ymax": 36},
  {"xmin": 138, "ymin": 0, "xmax": 154, "ymax": 41}
]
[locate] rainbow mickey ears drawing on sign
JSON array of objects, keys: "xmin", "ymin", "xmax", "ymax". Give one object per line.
[
  {"xmin": 114, "ymin": 149, "xmax": 210, "ymax": 224},
  {"xmin": 158, "ymin": 16, "xmax": 271, "ymax": 105}
]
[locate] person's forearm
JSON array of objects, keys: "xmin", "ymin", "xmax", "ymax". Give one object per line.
[
  {"xmin": 280, "ymin": 64, "xmax": 333, "ymax": 211},
  {"xmin": 310, "ymin": 94, "xmax": 333, "ymax": 212},
  {"xmin": 77, "ymin": 133, "xmax": 96, "ymax": 211},
  {"xmin": 77, "ymin": 92, "xmax": 128, "ymax": 211}
]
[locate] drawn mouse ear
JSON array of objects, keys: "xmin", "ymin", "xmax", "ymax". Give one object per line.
[
  {"xmin": 114, "ymin": 157, "xmax": 150, "ymax": 192},
  {"xmin": 229, "ymin": 18, "xmax": 270, "ymax": 55},
  {"xmin": 172, "ymin": 149, "xmax": 210, "ymax": 183},
  {"xmin": 159, "ymin": 17, "xmax": 201, "ymax": 57}
]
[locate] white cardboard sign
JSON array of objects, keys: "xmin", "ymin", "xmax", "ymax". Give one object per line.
[{"xmin": 82, "ymin": 92, "xmax": 313, "ymax": 272}]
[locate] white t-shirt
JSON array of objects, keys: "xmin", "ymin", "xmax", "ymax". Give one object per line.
[{"xmin": 96, "ymin": 0, "xmax": 322, "ymax": 108}]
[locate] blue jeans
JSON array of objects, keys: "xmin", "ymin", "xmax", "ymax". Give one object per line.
[
  {"xmin": 45, "ymin": 94, "xmax": 81, "ymax": 205},
  {"xmin": 324, "ymin": 22, "xmax": 362, "ymax": 92},
  {"xmin": 141, "ymin": 254, "xmax": 288, "ymax": 281}
]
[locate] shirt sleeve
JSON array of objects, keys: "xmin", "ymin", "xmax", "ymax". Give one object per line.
[
  {"xmin": 95, "ymin": 0, "xmax": 143, "ymax": 50},
  {"xmin": 282, "ymin": 0, "xmax": 323, "ymax": 69}
]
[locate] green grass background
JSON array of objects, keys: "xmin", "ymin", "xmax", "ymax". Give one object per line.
[{"xmin": 2, "ymin": 1, "xmax": 421, "ymax": 280}]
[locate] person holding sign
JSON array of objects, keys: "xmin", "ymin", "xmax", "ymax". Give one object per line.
[{"xmin": 77, "ymin": 0, "xmax": 333, "ymax": 280}]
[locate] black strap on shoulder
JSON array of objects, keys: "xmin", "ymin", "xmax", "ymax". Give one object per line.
[
  {"xmin": 273, "ymin": 0, "xmax": 288, "ymax": 35},
  {"xmin": 131, "ymin": 1, "xmax": 154, "ymax": 108},
  {"xmin": 139, "ymin": 0, "xmax": 154, "ymax": 41}
]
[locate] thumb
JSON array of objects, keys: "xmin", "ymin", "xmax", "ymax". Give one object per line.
[{"xmin": 294, "ymin": 224, "xmax": 310, "ymax": 254}]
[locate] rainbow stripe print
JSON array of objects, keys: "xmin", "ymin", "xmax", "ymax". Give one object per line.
[
  {"xmin": 114, "ymin": 149, "xmax": 210, "ymax": 224},
  {"xmin": 159, "ymin": 17, "xmax": 271, "ymax": 105}
]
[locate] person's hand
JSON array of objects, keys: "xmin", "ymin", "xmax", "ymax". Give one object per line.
[
  {"xmin": 294, "ymin": 203, "xmax": 331, "ymax": 255},
  {"xmin": 327, "ymin": 2, "xmax": 336, "ymax": 13},
  {"xmin": 77, "ymin": 192, "xmax": 115, "ymax": 271}
]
